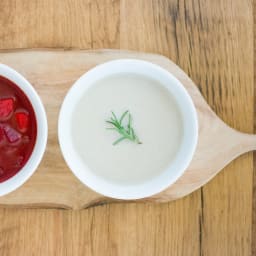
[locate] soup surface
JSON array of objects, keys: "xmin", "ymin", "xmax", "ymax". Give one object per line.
[
  {"xmin": 0, "ymin": 76, "xmax": 37, "ymax": 182},
  {"xmin": 72, "ymin": 74, "xmax": 183, "ymax": 185}
]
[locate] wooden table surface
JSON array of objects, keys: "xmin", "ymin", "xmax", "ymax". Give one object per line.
[{"xmin": 0, "ymin": 0, "xmax": 254, "ymax": 255}]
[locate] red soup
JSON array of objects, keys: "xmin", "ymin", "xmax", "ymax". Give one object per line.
[{"xmin": 0, "ymin": 76, "xmax": 37, "ymax": 182}]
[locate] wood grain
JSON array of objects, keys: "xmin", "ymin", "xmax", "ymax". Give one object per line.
[
  {"xmin": 0, "ymin": 0, "xmax": 120, "ymax": 50},
  {"xmin": 0, "ymin": 0, "xmax": 253, "ymax": 256},
  {"xmin": 121, "ymin": 1, "xmax": 254, "ymax": 256},
  {"xmin": 253, "ymin": 1, "xmax": 256, "ymax": 255},
  {"xmin": 186, "ymin": 1, "xmax": 253, "ymax": 255}
]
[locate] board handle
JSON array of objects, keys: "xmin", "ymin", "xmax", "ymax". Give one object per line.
[{"xmin": 235, "ymin": 130, "xmax": 256, "ymax": 153}]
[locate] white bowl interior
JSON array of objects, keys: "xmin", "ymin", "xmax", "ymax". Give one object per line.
[
  {"xmin": 59, "ymin": 59, "xmax": 198, "ymax": 199},
  {"xmin": 0, "ymin": 64, "xmax": 48, "ymax": 196}
]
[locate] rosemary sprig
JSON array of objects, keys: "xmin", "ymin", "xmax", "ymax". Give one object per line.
[{"xmin": 106, "ymin": 110, "xmax": 142, "ymax": 145}]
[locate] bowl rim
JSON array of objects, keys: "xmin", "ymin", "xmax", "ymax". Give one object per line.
[
  {"xmin": 58, "ymin": 59, "xmax": 198, "ymax": 200},
  {"xmin": 0, "ymin": 64, "xmax": 48, "ymax": 196}
]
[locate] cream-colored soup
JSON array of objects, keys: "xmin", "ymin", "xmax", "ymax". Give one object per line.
[{"xmin": 72, "ymin": 74, "xmax": 183, "ymax": 185}]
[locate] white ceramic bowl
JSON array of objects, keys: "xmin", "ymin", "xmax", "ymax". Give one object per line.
[
  {"xmin": 58, "ymin": 59, "xmax": 198, "ymax": 200},
  {"xmin": 0, "ymin": 64, "xmax": 48, "ymax": 196}
]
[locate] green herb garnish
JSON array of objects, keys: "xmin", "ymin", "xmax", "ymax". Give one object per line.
[{"xmin": 106, "ymin": 110, "xmax": 142, "ymax": 145}]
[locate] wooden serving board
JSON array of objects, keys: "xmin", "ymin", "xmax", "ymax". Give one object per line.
[{"xmin": 0, "ymin": 49, "xmax": 255, "ymax": 210}]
